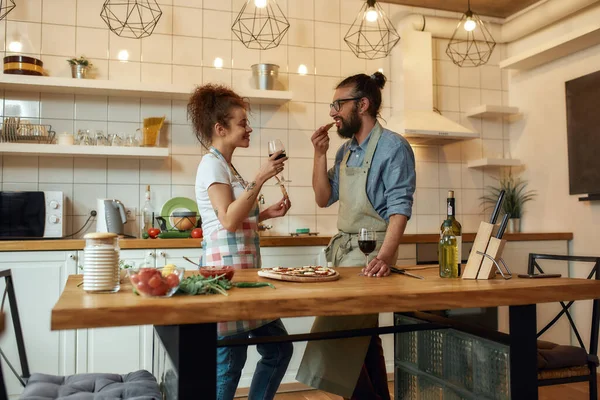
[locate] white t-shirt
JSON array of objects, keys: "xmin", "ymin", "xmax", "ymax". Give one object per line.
[{"xmin": 195, "ymin": 153, "xmax": 246, "ymax": 237}]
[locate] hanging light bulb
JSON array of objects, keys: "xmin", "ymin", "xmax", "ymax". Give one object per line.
[
  {"xmin": 463, "ymin": 15, "xmax": 477, "ymax": 31},
  {"xmin": 365, "ymin": 7, "xmax": 378, "ymax": 22},
  {"xmin": 254, "ymin": 0, "xmax": 267, "ymax": 8},
  {"xmin": 345, "ymin": 0, "xmax": 400, "ymax": 60},
  {"xmin": 446, "ymin": 0, "xmax": 496, "ymax": 67},
  {"xmin": 232, "ymin": 0, "xmax": 289, "ymax": 50}
]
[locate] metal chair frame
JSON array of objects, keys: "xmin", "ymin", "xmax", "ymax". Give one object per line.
[{"xmin": 527, "ymin": 253, "xmax": 600, "ymax": 400}]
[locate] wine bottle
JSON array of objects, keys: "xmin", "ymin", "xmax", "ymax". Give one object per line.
[
  {"xmin": 439, "ymin": 220, "xmax": 459, "ymax": 278},
  {"xmin": 141, "ymin": 185, "xmax": 154, "ymax": 237},
  {"xmin": 441, "ymin": 190, "xmax": 462, "ymax": 275}
]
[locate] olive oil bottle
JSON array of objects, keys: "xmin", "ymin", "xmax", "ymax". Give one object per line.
[
  {"xmin": 441, "ymin": 190, "xmax": 462, "ymax": 275},
  {"xmin": 439, "ymin": 220, "xmax": 459, "ymax": 278}
]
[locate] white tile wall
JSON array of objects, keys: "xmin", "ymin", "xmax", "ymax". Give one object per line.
[{"xmin": 0, "ymin": 1, "xmax": 506, "ymax": 237}]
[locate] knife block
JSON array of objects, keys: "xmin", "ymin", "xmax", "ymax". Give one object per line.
[
  {"xmin": 462, "ymin": 221, "xmax": 496, "ymax": 279},
  {"xmin": 476, "ymin": 237, "xmax": 507, "ymax": 279}
]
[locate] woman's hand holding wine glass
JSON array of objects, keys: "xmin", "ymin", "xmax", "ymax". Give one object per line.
[{"xmin": 267, "ymin": 139, "xmax": 291, "ymax": 185}]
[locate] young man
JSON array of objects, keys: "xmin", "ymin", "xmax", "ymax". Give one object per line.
[{"xmin": 297, "ymin": 72, "xmax": 416, "ymax": 400}]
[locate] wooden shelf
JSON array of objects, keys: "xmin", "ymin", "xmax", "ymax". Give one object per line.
[
  {"xmin": 500, "ymin": 24, "xmax": 600, "ymax": 70},
  {"xmin": 0, "ymin": 143, "xmax": 169, "ymax": 158},
  {"xmin": 465, "ymin": 105, "xmax": 519, "ymax": 119},
  {"xmin": 0, "ymin": 75, "xmax": 293, "ymax": 105},
  {"xmin": 467, "ymin": 158, "xmax": 522, "ymax": 168}
]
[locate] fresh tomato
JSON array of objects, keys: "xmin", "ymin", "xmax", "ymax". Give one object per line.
[
  {"xmin": 130, "ymin": 273, "xmax": 140, "ymax": 285},
  {"xmin": 136, "ymin": 281, "xmax": 150, "ymax": 295},
  {"xmin": 138, "ymin": 268, "xmax": 159, "ymax": 284},
  {"xmin": 151, "ymin": 282, "xmax": 168, "ymax": 296},
  {"xmin": 166, "ymin": 273, "xmax": 180, "ymax": 288},
  {"xmin": 148, "ymin": 228, "xmax": 161, "ymax": 238},
  {"xmin": 148, "ymin": 274, "xmax": 163, "ymax": 289},
  {"xmin": 191, "ymin": 228, "xmax": 203, "ymax": 238}
]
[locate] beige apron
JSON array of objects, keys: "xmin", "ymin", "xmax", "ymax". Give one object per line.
[{"xmin": 297, "ymin": 123, "xmax": 395, "ymax": 397}]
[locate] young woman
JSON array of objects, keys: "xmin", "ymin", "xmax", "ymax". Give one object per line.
[{"xmin": 190, "ymin": 84, "xmax": 293, "ymax": 400}]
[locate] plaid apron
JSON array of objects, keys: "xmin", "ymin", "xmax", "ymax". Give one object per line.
[{"xmin": 201, "ymin": 147, "xmax": 274, "ymax": 337}]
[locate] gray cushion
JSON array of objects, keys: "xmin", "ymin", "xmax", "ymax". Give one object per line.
[
  {"xmin": 537, "ymin": 340, "xmax": 589, "ymax": 370},
  {"xmin": 20, "ymin": 369, "xmax": 161, "ymax": 400}
]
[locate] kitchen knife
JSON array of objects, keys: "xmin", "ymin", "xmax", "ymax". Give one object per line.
[
  {"xmin": 496, "ymin": 213, "xmax": 510, "ymax": 239},
  {"xmin": 390, "ymin": 267, "xmax": 424, "ymax": 280},
  {"xmin": 477, "ymin": 213, "xmax": 511, "ymax": 280},
  {"xmin": 490, "ymin": 190, "xmax": 506, "ymax": 224}
]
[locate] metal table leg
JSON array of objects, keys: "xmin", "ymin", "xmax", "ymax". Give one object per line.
[
  {"xmin": 509, "ymin": 304, "xmax": 538, "ymax": 400},
  {"xmin": 155, "ymin": 323, "xmax": 217, "ymax": 400}
]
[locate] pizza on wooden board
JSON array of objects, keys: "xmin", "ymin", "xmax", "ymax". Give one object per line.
[{"xmin": 261, "ymin": 266, "xmax": 336, "ymax": 277}]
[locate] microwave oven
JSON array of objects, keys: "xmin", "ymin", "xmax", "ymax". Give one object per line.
[{"xmin": 0, "ymin": 191, "xmax": 65, "ymax": 239}]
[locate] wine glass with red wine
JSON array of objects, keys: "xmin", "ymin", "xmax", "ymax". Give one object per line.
[
  {"xmin": 267, "ymin": 139, "xmax": 291, "ymax": 185},
  {"xmin": 358, "ymin": 228, "xmax": 376, "ymax": 270}
]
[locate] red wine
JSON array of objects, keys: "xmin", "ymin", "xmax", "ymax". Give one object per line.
[
  {"xmin": 269, "ymin": 151, "xmax": 287, "ymax": 160},
  {"xmin": 358, "ymin": 240, "xmax": 376, "ymax": 255}
]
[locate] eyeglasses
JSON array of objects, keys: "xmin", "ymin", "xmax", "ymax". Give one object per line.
[{"xmin": 329, "ymin": 97, "xmax": 362, "ymax": 112}]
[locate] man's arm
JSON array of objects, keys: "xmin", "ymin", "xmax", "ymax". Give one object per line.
[
  {"xmin": 363, "ymin": 214, "xmax": 407, "ymax": 277},
  {"xmin": 312, "ymin": 123, "xmax": 335, "ymax": 207},
  {"xmin": 364, "ymin": 141, "xmax": 416, "ymax": 277}
]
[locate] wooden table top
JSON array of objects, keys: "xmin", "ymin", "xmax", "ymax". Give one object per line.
[
  {"xmin": 51, "ymin": 266, "xmax": 600, "ymax": 331},
  {"xmin": 0, "ymin": 232, "xmax": 574, "ymax": 252}
]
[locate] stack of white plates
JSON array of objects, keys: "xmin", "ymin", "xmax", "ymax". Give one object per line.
[{"xmin": 83, "ymin": 244, "xmax": 120, "ymax": 293}]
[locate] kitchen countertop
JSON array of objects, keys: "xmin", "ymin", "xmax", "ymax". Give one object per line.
[{"xmin": 0, "ymin": 232, "xmax": 574, "ymax": 252}]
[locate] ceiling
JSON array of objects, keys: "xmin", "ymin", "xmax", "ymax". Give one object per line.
[{"xmin": 378, "ymin": 0, "xmax": 542, "ymax": 19}]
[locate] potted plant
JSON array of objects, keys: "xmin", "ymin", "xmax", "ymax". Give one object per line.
[
  {"xmin": 481, "ymin": 173, "xmax": 536, "ymax": 233},
  {"xmin": 67, "ymin": 56, "xmax": 92, "ymax": 79}
]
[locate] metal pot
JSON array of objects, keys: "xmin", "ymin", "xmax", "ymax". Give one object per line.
[
  {"xmin": 507, "ymin": 218, "xmax": 521, "ymax": 233},
  {"xmin": 251, "ymin": 63, "xmax": 279, "ymax": 90},
  {"xmin": 71, "ymin": 64, "xmax": 88, "ymax": 79}
]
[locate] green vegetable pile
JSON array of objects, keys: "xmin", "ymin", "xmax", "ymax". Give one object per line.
[{"xmin": 177, "ymin": 274, "xmax": 275, "ymax": 296}]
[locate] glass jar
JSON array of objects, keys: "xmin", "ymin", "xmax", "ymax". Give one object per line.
[{"xmin": 82, "ymin": 232, "xmax": 120, "ymax": 293}]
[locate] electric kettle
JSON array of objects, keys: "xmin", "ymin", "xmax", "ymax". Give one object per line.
[{"xmin": 96, "ymin": 199, "xmax": 127, "ymax": 235}]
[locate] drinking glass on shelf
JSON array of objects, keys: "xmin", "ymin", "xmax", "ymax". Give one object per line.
[
  {"xmin": 95, "ymin": 130, "xmax": 107, "ymax": 146},
  {"xmin": 358, "ymin": 228, "xmax": 376, "ymax": 270},
  {"xmin": 124, "ymin": 133, "xmax": 139, "ymax": 147},
  {"xmin": 267, "ymin": 139, "xmax": 291, "ymax": 186}
]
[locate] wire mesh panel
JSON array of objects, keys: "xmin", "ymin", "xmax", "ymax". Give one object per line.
[
  {"xmin": 231, "ymin": 0, "xmax": 289, "ymax": 50},
  {"xmin": 100, "ymin": 0, "xmax": 162, "ymax": 39},
  {"xmin": 395, "ymin": 314, "xmax": 510, "ymax": 399}
]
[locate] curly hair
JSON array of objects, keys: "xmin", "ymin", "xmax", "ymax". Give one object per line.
[
  {"xmin": 336, "ymin": 71, "xmax": 387, "ymax": 119},
  {"xmin": 187, "ymin": 84, "xmax": 248, "ymax": 147}
]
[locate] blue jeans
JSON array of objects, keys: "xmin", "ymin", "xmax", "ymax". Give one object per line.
[{"xmin": 217, "ymin": 319, "xmax": 293, "ymax": 400}]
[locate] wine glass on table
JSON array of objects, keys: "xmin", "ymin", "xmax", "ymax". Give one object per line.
[
  {"xmin": 358, "ymin": 228, "xmax": 377, "ymax": 272},
  {"xmin": 267, "ymin": 139, "xmax": 291, "ymax": 199}
]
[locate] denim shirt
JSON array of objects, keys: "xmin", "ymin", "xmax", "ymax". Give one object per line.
[{"xmin": 326, "ymin": 123, "xmax": 416, "ymax": 222}]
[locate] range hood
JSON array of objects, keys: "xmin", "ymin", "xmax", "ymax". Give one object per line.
[{"xmin": 384, "ymin": 30, "xmax": 479, "ymax": 145}]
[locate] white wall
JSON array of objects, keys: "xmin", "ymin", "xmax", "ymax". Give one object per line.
[
  {"xmin": 507, "ymin": 30, "xmax": 600, "ymax": 348},
  {"xmin": 0, "ymin": 0, "xmax": 504, "ymax": 238}
]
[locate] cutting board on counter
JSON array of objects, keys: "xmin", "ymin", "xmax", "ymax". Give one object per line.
[{"xmin": 258, "ymin": 269, "xmax": 340, "ymax": 283}]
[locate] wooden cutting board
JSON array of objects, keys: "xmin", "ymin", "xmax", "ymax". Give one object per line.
[{"xmin": 258, "ymin": 269, "xmax": 340, "ymax": 283}]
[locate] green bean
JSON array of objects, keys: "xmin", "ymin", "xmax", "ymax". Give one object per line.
[{"xmin": 233, "ymin": 282, "xmax": 276, "ymax": 289}]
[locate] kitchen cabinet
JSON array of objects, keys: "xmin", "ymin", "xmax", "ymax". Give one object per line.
[
  {"xmin": 0, "ymin": 251, "xmax": 77, "ymax": 398},
  {"xmin": 74, "ymin": 250, "xmax": 154, "ymax": 375}
]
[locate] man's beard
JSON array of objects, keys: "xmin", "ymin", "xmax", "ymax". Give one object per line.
[{"xmin": 337, "ymin": 105, "xmax": 362, "ymax": 139}]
